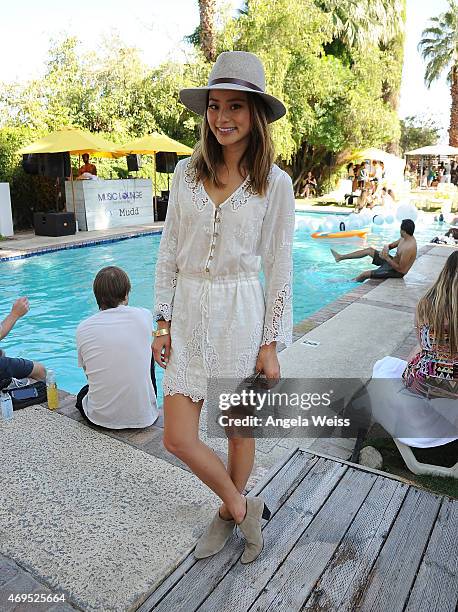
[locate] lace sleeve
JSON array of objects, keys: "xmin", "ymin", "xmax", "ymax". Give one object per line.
[
  {"xmin": 153, "ymin": 161, "xmax": 183, "ymax": 321},
  {"xmin": 260, "ymin": 171, "xmax": 295, "ymax": 346}
]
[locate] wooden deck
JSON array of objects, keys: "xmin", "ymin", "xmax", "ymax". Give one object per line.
[{"xmin": 139, "ymin": 449, "xmax": 458, "ymax": 612}]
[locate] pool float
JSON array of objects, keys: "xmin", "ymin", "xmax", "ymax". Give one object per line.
[{"xmin": 311, "ymin": 229, "xmax": 369, "ymax": 239}]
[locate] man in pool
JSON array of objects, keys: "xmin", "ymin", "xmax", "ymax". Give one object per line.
[
  {"xmin": 331, "ymin": 219, "xmax": 417, "ymax": 282},
  {"xmin": 0, "ymin": 297, "xmax": 47, "ymax": 382},
  {"xmin": 75, "ymin": 266, "xmax": 158, "ymax": 429}
]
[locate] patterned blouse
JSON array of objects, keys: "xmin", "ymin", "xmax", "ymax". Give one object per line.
[{"xmin": 403, "ymin": 324, "xmax": 458, "ymax": 399}]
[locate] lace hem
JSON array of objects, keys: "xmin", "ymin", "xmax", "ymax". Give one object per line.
[
  {"xmin": 154, "ymin": 303, "xmax": 173, "ymax": 322},
  {"xmin": 261, "ymin": 327, "xmax": 293, "ymax": 347},
  {"xmin": 163, "ymin": 380, "xmax": 205, "ymax": 403}
]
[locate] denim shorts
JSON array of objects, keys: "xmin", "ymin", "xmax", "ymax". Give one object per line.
[{"xmin": 0, "ymin": 356, "xmax": 34, "ymax": 379}]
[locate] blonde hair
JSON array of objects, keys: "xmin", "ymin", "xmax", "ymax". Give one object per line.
[
  {"xmin": 190, "ymin": 92, "xmax": 275, "ymax": 196},
  {"xmin": 416, "ymin": 250, "xmax": 458, "ymax": 353}
]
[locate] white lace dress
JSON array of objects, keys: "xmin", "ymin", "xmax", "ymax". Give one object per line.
[{"xmin": 154, "ymin": 158, "xmax": 295, "ymax": 403}]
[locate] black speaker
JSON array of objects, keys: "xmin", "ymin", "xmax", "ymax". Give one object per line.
[
  {"xmin": 156, "ymin": 198, "xmax": 168, "ymax": 222},
  {"xmin": 22, "ymin": 154, "xmax": 39, "ymax": 175},
  {"xmin": 156, "ymin": 152, "xmax": 178, "ymax": 173},
  {"xmin": 127, "ymin": 154, "xmax": 142, "ymax": 171},
  {"xmin": 33, "ymin": 212, "xmax": 76, "ymax": 237},
  {"xmin": 41, "ymin": 152, "xmax": 71, "ymax": 177}
]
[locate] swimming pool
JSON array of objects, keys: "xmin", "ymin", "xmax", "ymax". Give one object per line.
[{"xmin": 0, "ymin": 213, "xmax": 445, "ymax": 396}]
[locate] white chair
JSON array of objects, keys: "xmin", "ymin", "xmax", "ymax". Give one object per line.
[{"xmin": 393, "ymin": 440, "xmax": 458, "ymax": 478}]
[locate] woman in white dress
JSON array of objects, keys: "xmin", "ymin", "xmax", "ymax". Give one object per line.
[{"xmin": 153, "ymin": 51, "xmax": 295, "ymax": 564}]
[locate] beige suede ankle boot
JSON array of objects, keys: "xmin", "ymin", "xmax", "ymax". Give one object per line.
[
  {"xmin": 194, "ymin": 510, "xmax": 236, "ymax": 559},
  {"xmin": 237, "ymin": 497, "xmax": 271, "ymax": 564}
]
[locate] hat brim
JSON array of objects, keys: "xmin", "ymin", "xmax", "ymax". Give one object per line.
[{"xmin": 179, "ymin": 84, "xmax": 286, "ymax": 124}]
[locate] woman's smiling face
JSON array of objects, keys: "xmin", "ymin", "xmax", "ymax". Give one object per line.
[{"xmin": 206, "ymin": 89, "xmax": 251, "ymax": 149}]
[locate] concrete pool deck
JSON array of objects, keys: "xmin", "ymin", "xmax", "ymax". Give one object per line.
[{"xmin": 0, "ymin": 228, "xmax": 456, "ymax": 609}]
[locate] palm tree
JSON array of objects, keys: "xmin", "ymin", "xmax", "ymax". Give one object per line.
[
  {"xmin": 318, "ymin": 0, "xmax": 404, "ymax": 48},
  {"xmin": 198, "ymin": 0, "xmax": 217, "ymax": 62},
  {"xmin": 418, "ymin": 1, "xmax": 458, "ymax": 146},
  {"xmin": 318, "ymin": 0, "xmax": 406, "ymax": 152}
]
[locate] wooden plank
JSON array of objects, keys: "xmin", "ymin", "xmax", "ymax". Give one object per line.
[
  {"xmin": 302, "ymin": 477, "xmax": 408, "ymax": 612},
  {"xmin": 307, "ymin": 437, "xmax": 355, "ymax": 461},
  {"xmin": 355, "ymin": 487, "xmax": 442, "ymax": 612},
  {"xmin": 196, "ymin": 458, "xmax": 348, "ymax": 612},
  {"xmin": 405, "ymin": 498, "xmax": 458, "ymax": 612},
  {"xmin": 250, "ymin": 467, "xmax": 376, "ymax": 612},
  {"xmin": 301, "ymin": 447, "xmax": 415, "ymax": 485},
  {"xmin": 144, "ymin": 449, "xmax": 317, "ymax": 612}
]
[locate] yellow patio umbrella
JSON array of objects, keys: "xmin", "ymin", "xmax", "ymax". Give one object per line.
[
  {"xmin": 18, "ymin": 127, "xmax": 119, "ymax": 157},
  {"xmin": 116, "ymin": 132, "xmax": 193, "ymax": 156},
  {"xmin": 116, "ymin": 132, "xmax": 193, "ymax": 219},
  {"xmin": 18, "ymin": 127, "xmax": 120, "ymax": 215}
]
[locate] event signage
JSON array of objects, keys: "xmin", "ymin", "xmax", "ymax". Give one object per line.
[{"xmin": 65, "ymin": 179, "xmax": 154, "ymax": 231}]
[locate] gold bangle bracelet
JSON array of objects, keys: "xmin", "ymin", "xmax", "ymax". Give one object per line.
[{"xmin": 153, "ymin": 328, "xmax": 170, "ymax": 337}]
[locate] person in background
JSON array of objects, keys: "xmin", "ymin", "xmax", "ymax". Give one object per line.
[
  {"xmin": 352, "ymin": 164, "xmax": 361, "ymax": 192},
  {"xmin": 346, "ymin": 162, "xmax": 355, "ymax": 181},
  {"xmin": 443, "ymin": 159, "xmax": 452, "ymax": 184},
  {"xmin": 354, "ymin": 189, "xmax": 371, "ymax": 212},
  {"xmin": 430, "ymin": 226, "xmax": 458, "ymax": 245},
  {"xmin": 76, "ymin": 266, "xmax": 158, "ymax": 429},
  {"xmin": 351, "ymin": 251, "xmax": 458, "ymax": 448},
  {"xmin": 331, "ymin": 219, "xmax": 417, "ymax": 282},
  {"xmin": 427, "ymin": 166, "xmax": 435, "ymax": 188},
  {"xmin": 301, "ymin": 171, "xmax": 317, "ymax": 198},
  {"xmin": 380, "ymin": 187, "xmax": 394, "ymax": 207},
  {"xmin": 387, "ymin": 188, "xmax": 396, "ymax": 202},
  {"xmin": 358, "ymin": 162, "xmax": 369, "ymax": 189},
  {"xmin": 403, "ymin": 250, "xmax": 458, "ymax": 399},
  {"xmin": 0, "ymin": 298, "xmax": 46, "ymax": 382},
  {"xmin": 78, "ymin": 153, "xmax": 97, "ymax": 177}
]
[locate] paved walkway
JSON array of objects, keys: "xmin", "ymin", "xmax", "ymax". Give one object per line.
[{"xmin": 0, "ymin": 223, "xmax": 164, "ymax": 261}]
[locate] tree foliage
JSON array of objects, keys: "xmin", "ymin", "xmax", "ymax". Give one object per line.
[
  {"xmin": 418, "ymin": 0, "xmax": 458, "ymax": 86},
  {"xmin": 399, "ymin": 115, "xmax": 440, "ymax": 155},
  {"xmin": 0, "ymin": 0, "xmax": 407, "ymax": 224},
  {"xmin": 217, "ymin": 0, "xmax": 402, "ymax": 188},
  {"xmin": 418, "ymin": 1, "xmax": 458, "ymax": 145}
]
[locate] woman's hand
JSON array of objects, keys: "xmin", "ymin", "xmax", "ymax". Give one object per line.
[
  {"xmin": 152, "ymin": 322, "xmax": 171, "ymax": 369},
  {"xmin": 256, "ymin": 343, "xmax": 280, "ymax": 383}
]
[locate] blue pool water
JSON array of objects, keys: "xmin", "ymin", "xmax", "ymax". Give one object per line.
[{"xmin": 0, "ymin": 214, "xmax": 445, "ymax": 396}]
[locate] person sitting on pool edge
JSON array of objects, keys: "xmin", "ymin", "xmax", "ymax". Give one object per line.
[
  {"xmin": 0, "ymin": 297, "xmax": 46, "ymax": 383},
  {"xmin": 75, "ymin": 266, "xmax": 158, "ymax": 429},
  {"xmin": 331, "ymin": 219, "xmax": 417, "ymax": 282}
]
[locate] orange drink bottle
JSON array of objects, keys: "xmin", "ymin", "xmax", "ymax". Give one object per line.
[{"xmin": 46, "ymin": 369, "xmax": 59, "ymax": 410}]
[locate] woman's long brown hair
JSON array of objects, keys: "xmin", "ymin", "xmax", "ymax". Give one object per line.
[
  {"xmin": 416, "ymin": 250, "xmax": 458, "ymax": 353},
  {"xmin": 190, "ymin": 92, "xmax": 275, "ymax": 196}
]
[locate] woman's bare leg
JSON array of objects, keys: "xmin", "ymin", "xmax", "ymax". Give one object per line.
[
  {"xmin": 331, "ymin": 247, "xmax": 375, "ymax": 263},
  {"xmin": 163, "ymin": 394, "xmax": 247, "ymax": 523},
  {"xmin": 219, "ymin": 437, "xmax": 255, "ymax": 520}
]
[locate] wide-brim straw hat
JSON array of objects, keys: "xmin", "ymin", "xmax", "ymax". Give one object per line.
[{"xmin": 179, "ymin": 51, "xmax": 286, "ymax": 124}]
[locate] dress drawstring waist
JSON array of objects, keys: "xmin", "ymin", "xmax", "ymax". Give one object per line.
[
  {"xmin": 177, "ymin": 271, "xmax": 261, "ymax": 354},
  {"xmin": 178, "ymin": 270, "xmax": 259, "ymax": 284}
]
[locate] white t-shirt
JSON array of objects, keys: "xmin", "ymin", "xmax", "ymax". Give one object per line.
[{"xmin": 76, "ymin": 305, "xmax": 158, "ymax": 428}]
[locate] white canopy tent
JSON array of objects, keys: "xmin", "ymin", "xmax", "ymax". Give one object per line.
[
  {"xmin": 406, "ymin": 144, "xmax": 458, "ymax": 156},
  {"xmin": 406, "ymin": 144, "xmax": 458, "ymax": 186}
]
